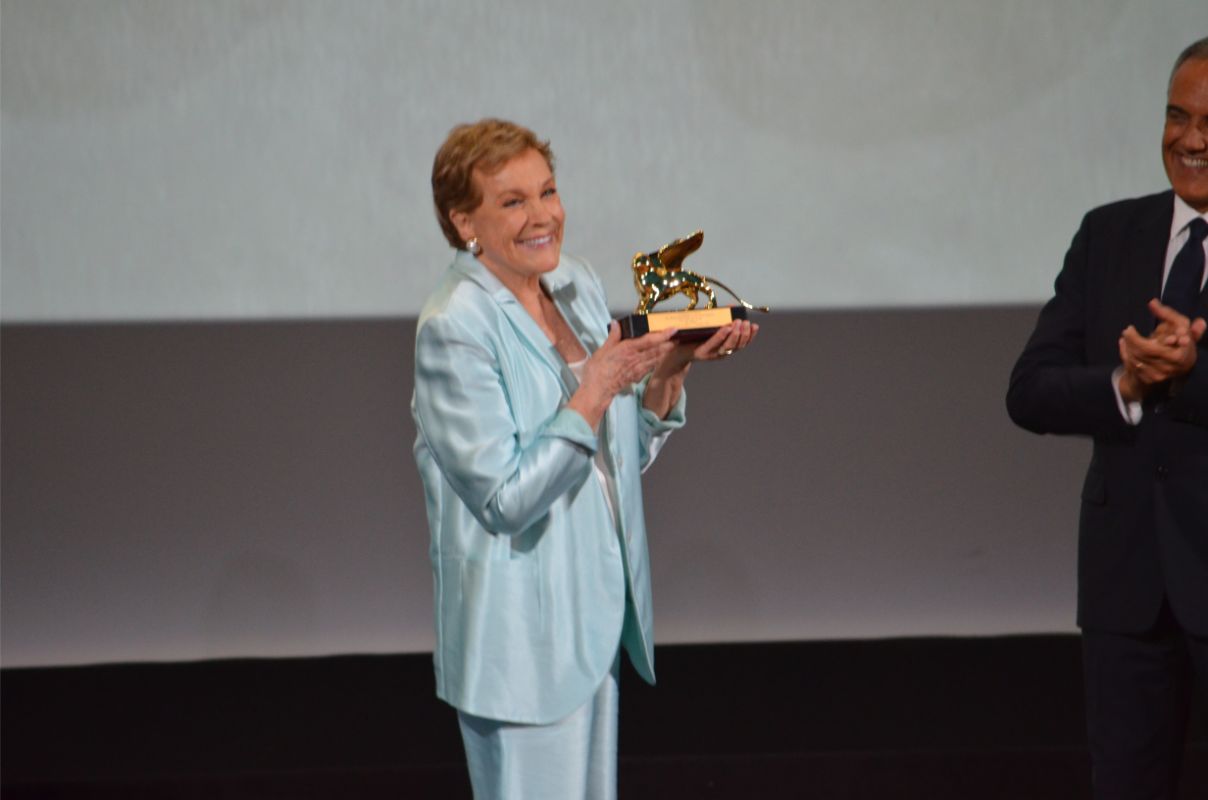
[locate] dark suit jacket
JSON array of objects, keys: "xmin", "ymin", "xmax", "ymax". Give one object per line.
[{"xmin": 1007, "ymin": 190, "xmax": 1208, "ymax": 637}]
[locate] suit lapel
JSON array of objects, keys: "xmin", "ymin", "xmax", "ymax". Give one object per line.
[
  {"xmin": 1124, "ymin": 193, "xmax": 1174, "ymax": 336},
  {"xmin": 451, "ymin": 252, "xmax": 571, "ymax": 394},
  {"xmin": 499, "ymin": 301, "xmax": 575, "ymax": 393},
  {"xmin": 545, "ymin": 276, "xmax": 606, "ymax": 354},
  {"xmin": 543, "ymin": 264, "xmax": 623, "ymax": 483}
]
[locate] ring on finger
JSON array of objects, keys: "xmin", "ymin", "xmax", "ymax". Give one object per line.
[{"xmin": 719, "ymin": 348, "xmax": 735, "ymax": 357}]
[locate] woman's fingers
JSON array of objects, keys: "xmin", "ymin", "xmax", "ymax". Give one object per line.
[
  {"xmin": 698, "ymin": 320, "xmax": 758, "ymax": 361},
  {"xmin": 625, "ymin": 338, "xmax": 675, "ymax": 383},
  {"xmin": 583, "ymin": 327, "xmax": 676, "ymax": 394}
]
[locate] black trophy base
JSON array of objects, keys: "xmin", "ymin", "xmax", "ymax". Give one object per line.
[{"xmin": 617, "ymin": 305, "xmax": 748, "ymax": 342}]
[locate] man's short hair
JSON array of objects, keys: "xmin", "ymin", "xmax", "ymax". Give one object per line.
[{"xmin": 1171, "ymin": 36, "xmax": 1208, "ymax": 86}]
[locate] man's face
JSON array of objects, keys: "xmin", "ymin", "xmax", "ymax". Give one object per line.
[{"xmin": 1164, "ymin": 57, "xmax": 1208, "ymax": 212}]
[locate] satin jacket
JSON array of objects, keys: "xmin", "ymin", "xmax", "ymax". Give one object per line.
[{"xmin": 412, "ymin": 249, "xmax": 686, "ymax": 724}]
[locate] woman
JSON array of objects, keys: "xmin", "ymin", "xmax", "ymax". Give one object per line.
[{"xmin": 413, "ymin": 118, "xmax": 756, "ymax": 799}]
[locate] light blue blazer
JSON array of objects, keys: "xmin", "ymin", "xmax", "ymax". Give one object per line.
[{"xmin": 412, "ymin": 249, "xmax": 686, "ymax": 725}]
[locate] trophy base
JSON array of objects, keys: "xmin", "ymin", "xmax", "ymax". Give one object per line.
[{"xmin": 617, "ymin": 305, "xmax": 748, "ymax": 342}]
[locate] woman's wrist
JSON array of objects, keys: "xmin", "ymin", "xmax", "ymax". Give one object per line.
[
  {"xmin": 567, "ymin": 386, "xmax": 610, "ymax": 430},
  {"xmin": 643, "ymin": 368, "xmax": 687, "ymax": 419},
  {"xmin": 651, "ymin": 351, "xmax": 692, "ymax": 381}
]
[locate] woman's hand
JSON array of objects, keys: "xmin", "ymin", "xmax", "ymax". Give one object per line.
[
  {"xmin": 661, "ymin": 319, "xmax": 759, "ymax": 373},
  {"xmin": 568, "ymin": 323, "xmax": 678, "ymax": 430},
  {"xmin": 642, "ymin": 320, "xmax": 759, "ymax": 419}
]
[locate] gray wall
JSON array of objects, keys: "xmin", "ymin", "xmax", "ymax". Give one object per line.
[{"xmin": 1, "ymin": 307, "xmax": 1088, "ymax": 667}]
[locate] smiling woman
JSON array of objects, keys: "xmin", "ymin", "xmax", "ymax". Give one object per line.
[
  {"xmin": 449, "ymin": 149, "xmax": 565, "ymax": 288},
  {"xmin": 413, "ymin": 119, "xmax": 755, "ymax": 799}
]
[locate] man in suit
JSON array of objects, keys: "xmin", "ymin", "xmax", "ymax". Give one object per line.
[{"xmin": 1007, "ymin": 37, "xmax": 1208, "ymax": 800}]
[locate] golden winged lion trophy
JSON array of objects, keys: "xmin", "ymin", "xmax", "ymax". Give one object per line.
[{"xmin": 617, "ymin": 230, "xmax": 769, "ymax": 341}]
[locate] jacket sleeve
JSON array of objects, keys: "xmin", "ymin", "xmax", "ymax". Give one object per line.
[
  {"xmin": 414, "ymin": 311, "xmax": 597, "ymax": 536},
  {"xmin": 633, "ymin": 376, "xmax": 687, "ymax": 472},
  {"xmin": 1006, "ymin": 212, "xmax": 1134, "ymax": 438}
]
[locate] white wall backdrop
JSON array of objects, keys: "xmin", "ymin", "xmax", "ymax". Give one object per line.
[{"xmin": 2, "ymin": 0, "xmax": 1202, "ymax": 322}]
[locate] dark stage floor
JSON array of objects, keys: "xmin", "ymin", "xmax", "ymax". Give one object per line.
[{"xmin": 4, "ymin": 636, "xmax": 1206, "ymax": 799}]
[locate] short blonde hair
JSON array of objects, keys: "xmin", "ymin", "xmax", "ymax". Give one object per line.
[{"xmin": 431, "ymin": 119, "xmax": 555, "ymax": 250}]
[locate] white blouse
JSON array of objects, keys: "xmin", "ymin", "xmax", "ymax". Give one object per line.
[{"xmin": 566, "ymin": 358, "xmax": 620, "ymax": 536}]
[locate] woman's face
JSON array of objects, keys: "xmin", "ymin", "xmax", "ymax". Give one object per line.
[{"xmin": 451, "ymin": 148, "xmax": 565, "ymax": 286}]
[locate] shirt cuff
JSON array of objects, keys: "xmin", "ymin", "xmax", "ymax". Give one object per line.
[
  {"xmin": 548, "ymin": 406, "xmax": 601, "ymax": 453},
  {"xmin": 637, "ymin": 379, "xmax": 687, "ymax": 431},
  {"xmin": 1111, "ymin": 367, "xmax": 1143, "ymax": 425}
]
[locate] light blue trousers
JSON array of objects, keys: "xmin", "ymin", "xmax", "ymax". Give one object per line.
[{"xmin": 457, "ymin": 655, "xmax": 621, "ymax": 800}]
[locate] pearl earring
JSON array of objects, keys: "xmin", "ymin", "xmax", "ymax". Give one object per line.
[{"xmin": 467, "ymin": 237, "xmax": 482, "ymax": 256}]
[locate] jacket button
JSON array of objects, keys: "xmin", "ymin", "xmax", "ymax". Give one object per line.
[{"xmin": 1156, "ymin": 465, "xmax": 1169, "ymax": 478}]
